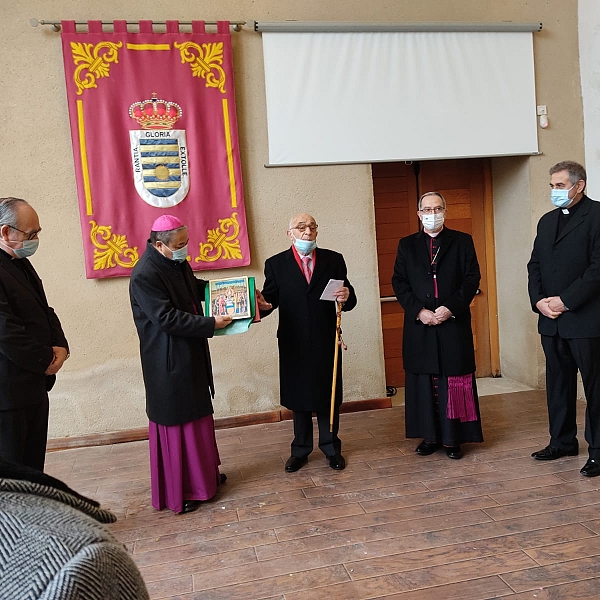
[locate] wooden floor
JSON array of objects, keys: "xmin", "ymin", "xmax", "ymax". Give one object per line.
[{"xmin": 45, "ymin": 390, "xmax": 600, "ymax": 600}]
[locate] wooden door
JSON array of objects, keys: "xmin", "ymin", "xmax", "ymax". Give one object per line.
[
  {"xmin": 374, "ymin": 159, "xmax": 499, "ymax": 388},
  {"xmin": 373, "ymin": 162, "xmax": 419, "ymax": 388}
]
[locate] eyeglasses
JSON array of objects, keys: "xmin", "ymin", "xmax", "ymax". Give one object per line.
[
  {"xmin": 291, "ymin": 223, "xmax": 318, "ymax": 232},
  {"xmin": 419, "ymin": 207, "xmax": 445, "ymax": 214},
  {"xmin": 6, "ymin": 224, "xmax": 42, "ymax": 240}
]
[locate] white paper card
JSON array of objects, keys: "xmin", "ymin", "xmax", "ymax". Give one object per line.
[{"xmin": 320, "ymin": 279, "xmax": 344, "ymax": 301}]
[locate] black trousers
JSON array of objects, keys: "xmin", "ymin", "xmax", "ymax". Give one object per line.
[
  {"xmin": 541, "ymin": 335, "xmax": 600, "ymax": 459},
  {"xmin": 291, "ymin": 408, "xmax": 341, "ymax": 459},
  {"xmin": 0, "ymin": 396, "xmax": 49, "ymax": 472}
]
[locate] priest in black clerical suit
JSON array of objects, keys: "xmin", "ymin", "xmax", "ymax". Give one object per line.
[
  {"xmin": 528, "ymin": 161, "xmax": 600, "ymax": 477},
  {"xmin": 392, "ymin": 192, "xmax": 483, "ymax": 460},
  {"xmin": 0, "ymin": 197, "xmax": 68, "ymax": 472}
]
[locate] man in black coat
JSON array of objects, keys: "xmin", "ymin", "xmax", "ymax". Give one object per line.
[
  {"xmin": 528, "ymin": 161, "xmax": 600, "ymax": 477},
  {"xmin": 392, "ymin": 192, "xmax": 483, "ymax": 460},
  {"xmin": 130, "ymin": 215, "xmax": 232, "ymax": 513},
  {"xmin": 0, "ymin": 197, "xmax": 68, "ymax": 472},
  {"xmin": 261, "ymin": 213, "xmax": 357, "ymax": 472}
]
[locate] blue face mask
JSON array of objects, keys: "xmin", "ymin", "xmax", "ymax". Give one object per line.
[
  {"xmin": 293, "ymin": 237, "xmax": 317, "ymax": 255},
  {"xmin": 551, "ymin": 183, "xmax": 576, "ymax": 208},
  {"xmin": 167, "ymin": 244, "xmax": 188, "ymax": 262},
  {"xmin": 13, "ymin": 239, "xmax": 39, "ymax": 259}
]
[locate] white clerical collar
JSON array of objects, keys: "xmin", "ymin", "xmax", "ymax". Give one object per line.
[
  {"xmin": 425, "ymin": 228, "xmax": 443, "ymax": 238},
  {"xmin": 562, "ymin": 208, "xmax": 570, "ymax": 214}
]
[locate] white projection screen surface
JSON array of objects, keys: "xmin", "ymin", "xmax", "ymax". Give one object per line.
[{"xmin": 261, "ymin": 31, "xmax": 539, "ymax": 166}]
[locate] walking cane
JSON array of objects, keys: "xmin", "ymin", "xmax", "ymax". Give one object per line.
[{"xmin": 330, "ymin": 300, "xmax": 343, "ymax": 432}]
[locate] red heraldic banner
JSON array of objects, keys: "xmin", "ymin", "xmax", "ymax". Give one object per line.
[{"xmin": 60, "ymin": 20, "xmax": 250, "ymax": 278}]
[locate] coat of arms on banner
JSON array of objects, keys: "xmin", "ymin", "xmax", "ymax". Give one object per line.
[
  {"xmin": 60, "ymin": 20, "xmax": 251, "ymax": 278},
  {"xmin": 129, "ymin": 93, "xmax": 190, "ymax": 208}
]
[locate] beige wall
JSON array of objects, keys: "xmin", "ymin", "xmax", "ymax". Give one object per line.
[
  {"xmin": 492, "ymin": 3, "xmax": 585, "ymax": 389},
  {"xmin": 580, "ymin": 0, "xmax": 600, "ymax": 198},
  {"xmin": 1, "ymin": 1, "xmax": 584, "ymax": 437},
  {"xmin": 491, "ymin": 158, "xmax": 542, "ymax": 388}
]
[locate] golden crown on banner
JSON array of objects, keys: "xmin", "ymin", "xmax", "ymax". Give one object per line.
[{"xmin": 128, "ymin": 93, "xmax": 183, "ymax": 130}]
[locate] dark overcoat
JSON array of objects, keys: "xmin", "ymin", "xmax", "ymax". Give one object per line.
[
  {"xmin": 0, "ymin": 249, "xmax": 68, "ymax": 410},
  {"xmin": 392, "ymin": 228, "xmax": 480, "ymax": 376},
  {"xmin": 261, "ymin": 247, "xmax": 357, "ymax": 412},
  {"xmin": 527, "ymin": 196, "xmax": 600, "ymax": 338},
  {"xmin": 129, "ymin": 242, "xmax": 215, "ymax": 426}
]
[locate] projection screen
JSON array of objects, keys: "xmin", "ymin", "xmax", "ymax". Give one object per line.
[{"xmin": 261, "ymin": 31, "xmax": 539, "ymax": 166}]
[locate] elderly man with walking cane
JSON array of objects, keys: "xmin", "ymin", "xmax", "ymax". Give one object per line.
[{"xmin": 260, "ymin": 213, "xmax": 357, "ymax": 472}]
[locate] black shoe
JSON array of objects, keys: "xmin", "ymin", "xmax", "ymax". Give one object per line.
[
  {"xmin": 285, "ymin": 456, "xmax": 308, "ymax": 473},
  {"xmin": 178, "ymin": 500, "xmax": 200, "ymax": 515},
  {"xmin": 220, "ymin": 473, "xmax": 227, "ymax": 484},
  {"xmin": 580, "ymin": 458, "xmax": 600, "ymax": 477},
  {"xmin": 415, "ymin": 441, "xmax": 440, "ymax": 456},
  {"xmin": 446, "ymin": 446, "xmax": 463, "ymax": 460},
  {"xmin": 531, "ymin": 445, "xmax": 578, "ymax": 460},
  {"xmin": 328, "ymin": 453, "xmax": 346, "ymax": 470}
]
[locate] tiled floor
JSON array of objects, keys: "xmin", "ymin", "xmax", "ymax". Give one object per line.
[{"xmin": 45, "ymin": 390, "xmax": 600, "ymax": 599}]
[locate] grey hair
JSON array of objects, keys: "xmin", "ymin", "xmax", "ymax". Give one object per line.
[
  {"xmin": 150, "ymin": 226, "xmax": 186, "ymax": 247},
  {"xmin": 418, "ymin": 192, "xmax": 446, "ymax": 210},
  {"xmin": 549, "ymin": 161, "xmax": 587, "ymax": 187},
  {"xmin": 0, "ymin": 197, "xmax": 28, "ymax": 229}
]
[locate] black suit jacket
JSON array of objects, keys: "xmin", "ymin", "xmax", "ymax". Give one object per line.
[
  {"xmin": 392, "ymin": 228, "xmax": 480, "ymax": 376},
  {"xmin": 261, "ymin": 247, "xmax": 356, "ymax": 412},
  {"xmin": 527, "ymin": 195, "xmax": 600, "ymax": 338},
  {"xmin": 0, "ymin": 250, "xmax": 68, "ymax": 410}
]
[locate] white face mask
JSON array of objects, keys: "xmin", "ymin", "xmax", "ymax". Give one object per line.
[
  {"xmin": 292, "ymin": 235, "xmax": 317, "ymax": 255},
  {"xmin": 421, "ymin": 213, "xmax": 445, "ymax": 232},
  {"xmin": 167, "ymin": 244, "xmax": 188, "ymax": 262},
  {"xmin": 13, "ymin": 239, "xmax": 39, "ymax": 259},
  {"xmin": 550, "ymin": 183, "xmax": 576, "ymax": 208},
  {"xmin": 0, "ymin": 238, "xmax": 39, "ymax": 259}
]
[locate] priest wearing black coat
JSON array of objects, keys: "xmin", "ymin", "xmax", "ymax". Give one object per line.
[
  {"xmin": 528, "ymin": 161, "xmax": 600, "ymax": 477},
  {"xmin": 0, "ymin": 197, "xmax": 68, "ymax": 472},
  {"xmin": 129, "ymin": 215, "xmax": 232, "ymax": 514},
  {"xmin": 260, "ymin": 213, "xmax": 357, "ymax": 472},
  {"xmin": 392, "ymin": 192, "xmax": 483, "ymax": 460}
]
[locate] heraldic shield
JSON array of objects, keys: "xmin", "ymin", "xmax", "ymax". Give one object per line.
[{"xmin": 129, "ymin": 129, "xmax": 190, "ymax": 208}]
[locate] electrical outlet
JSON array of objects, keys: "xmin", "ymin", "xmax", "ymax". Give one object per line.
[{"xmin": 536, "ymin": 105, "xmax": 547, "ymax": 116}]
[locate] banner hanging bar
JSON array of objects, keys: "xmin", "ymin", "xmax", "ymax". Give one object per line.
[
  {"xmin": 30, "ymin": 19, "xmax": 246, "ymax": 32},
  {"xmin": 254, "ymin": 21, "xmax": 543, "ymax": 33}
]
